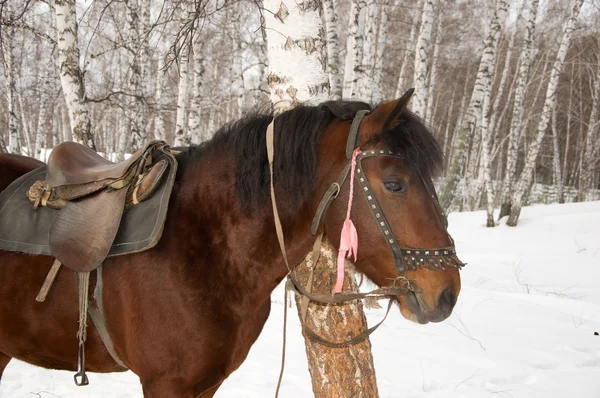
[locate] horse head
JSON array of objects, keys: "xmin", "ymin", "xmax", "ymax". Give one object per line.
[{"xmin": 314, "ymin": 90, "xmax": 462, "ymax": 324}]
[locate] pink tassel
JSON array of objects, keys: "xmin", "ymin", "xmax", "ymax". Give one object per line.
[
  {"xmin": 334, "ymin": 218, "xmax": 358, "ymax": 293},
  {"xmin": 334, "ymin": 148, "xmax": 361, "ymax": 294}
]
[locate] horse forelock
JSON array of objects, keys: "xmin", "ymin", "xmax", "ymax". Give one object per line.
[{"xmin": 377, "ymin": 109, "xmax": 444, "ymax": 180}]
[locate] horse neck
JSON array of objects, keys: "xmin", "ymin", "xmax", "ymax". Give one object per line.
[{"xmin": 173, "ymin": 147, "xmax": 317, "ymax": 303}]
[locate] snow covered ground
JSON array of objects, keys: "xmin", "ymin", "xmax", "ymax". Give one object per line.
[{"xmin": 2, "ymin": 201, "xmax": 600, "ymax": 397}]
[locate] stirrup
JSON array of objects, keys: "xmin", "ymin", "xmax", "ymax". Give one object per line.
[{"xmin": 74, "ymin": 342, "xmax": 89, "ymax": 386}]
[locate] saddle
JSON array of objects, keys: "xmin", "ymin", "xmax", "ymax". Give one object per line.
[
  {"xmin": 26, "ymin": 140, "xmax": 174, "ymax": 273},
  {"xmin": 7, "ymin": 140, "xmax": 179, "ymax": 385}
]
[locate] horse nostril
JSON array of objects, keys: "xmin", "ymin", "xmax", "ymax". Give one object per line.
[{"xmin": 437, "ymin": 287, "xmax": 455, "ymax": 312}]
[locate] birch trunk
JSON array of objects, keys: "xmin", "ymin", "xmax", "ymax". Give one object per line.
[
  {"xmin": 551, "ymin": 108, "xmax": 564, "ymax": 203},
  {"xmin": 322, "ymin": 0, "xmax": 343, "ymax": 99},
  {"xmin": 371, "ymin": 1, "xmax": 388, "ymax": 104},
  {"xmin": 54, "ymin": 0, "xmax": 95, "ymax": 149},
  {"xmin": 355, "ymin": 1, "xmax": 380, "ymax": 101},
  {"xmin": 507, "ymin": 0, "xmax": 584, "ymax": 226},
  {"xmin": 395, "ymin": 0, "xmax": 422, "ymax": 97},
  {"xmin": 35, "ymin": 57, "xmax": 54, "ymax": 159},
  {"xmin": 578, "ymin": 64, "xmax": 600, "ymax": 200},
  {"xmin": 189, "ymin": 34, "xmax": 205, "ymax": 144},
  {"xmin": 412, "ymin": 0, "xmax": 437, "ymax": 119},
  {"xmin": 439, "ymin": 0, "xmax": 509, "ymax": 212},
  {"xmin": 346, "ymin": 0, "xmax": 367, "ymax": 99},
  {"xmin": 262, "ymin": 0, "xmax": 378, "ymax": 395},
  {"xmin": 125, "ymin": 0, "xmax": 151, "ymax": 150},
  {"xmin": 263, "ymin": 0, "xmax": 329, "ymax": 104},
  {"xmin": 293, "ymin": 239, "xmax": 379, "ymax": 398},
  {"xmin": 499, "ymin": 0, "xmax": 539, "ymax": 218},
  {"xmin": 154, "ymin": 54, "xmax": 167, "ymax": 141},
  {"xmin": 425, "ymin": 13, "xmax": 442, "ymax": 127},
  {"xmin": 1, "ymin": 5, "xmax": 19, "ymax": 154},
  {"xmin": 480, "ymin": 85, "xmax": 495, "ymax": 226},
  {"xmin": 174, "ymin": 43, "xmax": 191, "ymax": 146}
]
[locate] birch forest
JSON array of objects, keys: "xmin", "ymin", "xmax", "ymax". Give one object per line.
[{"xmin": 1, "ymin": 0, "xmax": 599, "ymax": 226}]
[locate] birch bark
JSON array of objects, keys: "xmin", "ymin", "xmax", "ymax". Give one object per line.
[
  {"xmin": 412, "ymin": 0, "xmax": 437, "ymax": 119},
  {"xmin": 439, "ymin": 0, "xmax": 509, "ymax": 212},
  {"xmin": 355, "ymin": 1, "xmax": 380, "ymax": 101},
  {"xmin": 507, "ymin": 0, "xmax": 584, "ymax": 226},
  {"xmin": 125, "ymin": 0, "xmax": 151, "ymax": 150},
  {"xmin": 425, "ymin": 13, "xmax": 442, "ymax": 127},
  {"xmin": 322, "ymin": 0, "xmax": 342, "ymax": 99},
  {"xmin": 54, "ymin": 0, "xmax": 95, "ymax": 149},
  {"xmin": 345, "ymin": 0, "xmax": 367, "ymax": 99},
  {"xmin": 395, "ymin": 0, "xmax": 422, "ymax": 97},
  {"xmin": 578, "ymin": 63, "xmax": 600, "ymax": 200},
  {"xmin": 371, "ymin": 1, "xmax": 388, "ymax": 104},
  {"xmin": 1, "ymin": 3, "xmax": 20, "ymax": 154},
  {"xmin": 189, "ymin": 33, "xmax": 205, "ymax": 144},
  {"xmin": 499, "ymin": 0, "xmax": 539, "ymax": 218},
  {"xmin": 174, "ymin": 43, "xmax": 191, "ymax": 146},
  {"xmin": 263, "ymin": 0, "xmax": 329, "ymax": 104}
]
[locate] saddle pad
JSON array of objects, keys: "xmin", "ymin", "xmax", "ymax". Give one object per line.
[{"xmin": 0, "ymin": 160, "xmax": 177, "ymax": 258}]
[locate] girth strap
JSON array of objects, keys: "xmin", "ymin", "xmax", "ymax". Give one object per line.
[{"xmin": 88, "ymin": 264, "xmax": 128, "ymax": 369}]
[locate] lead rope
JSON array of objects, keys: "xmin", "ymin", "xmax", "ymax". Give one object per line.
[{"xmin": 266, "ymin": 118, "xmax": 291, "ymax": 398}]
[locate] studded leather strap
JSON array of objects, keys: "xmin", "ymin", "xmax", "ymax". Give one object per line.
[{"xmin": 311, "ymin": 111, "xmax": 464, "ymax": 278}]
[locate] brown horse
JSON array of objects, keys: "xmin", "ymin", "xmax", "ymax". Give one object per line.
[{"xmin": 0, "ymin": 96, "xmax": 461, "ymax": 397}]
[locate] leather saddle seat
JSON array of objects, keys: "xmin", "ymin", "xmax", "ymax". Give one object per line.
[
  {"xmin": 25, "ymin": 140, "xmax": 176, "ymax": 273},
  {"xmin": 47, "ymin": 142, "xmax": 135, "ymax": 186}
]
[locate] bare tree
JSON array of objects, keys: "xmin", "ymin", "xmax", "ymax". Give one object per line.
[
  {"xmin": 54, "ymin": 0, "xmax": 95, "ymax": 149},
  {"xmin": 412, "ymin": 0, "xmax": 437, "ymax": 119},
  {"xmin": 507, "ymin": 0, "xmax": 585, "ymax": 226},
  {"xmin": 440, "ymin": 0, "xmax": 509, "ymax": 212}
]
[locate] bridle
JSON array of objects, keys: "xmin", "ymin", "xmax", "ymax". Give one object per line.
[
  {"xmin": 310, "ymin": 109, "xmax": 464, "ymax": 285},
  {"xmin": 269, "ymin": 107, "xmax": 465, "ymax": 397}
]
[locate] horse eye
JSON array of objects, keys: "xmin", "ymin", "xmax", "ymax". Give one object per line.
[{"xmin": 384, "ymin": 180, "xmax": 406, "ymax": 194}]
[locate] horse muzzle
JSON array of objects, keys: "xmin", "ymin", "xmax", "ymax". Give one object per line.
[{"xmin": 399, "ymin": 286, "xmax": 457, "ymax": 324}]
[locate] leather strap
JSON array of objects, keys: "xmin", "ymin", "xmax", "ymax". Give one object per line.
[
  {"xmin": 88, "ymin": 265, "xmax": 128, "ymax": 369},
  {"xmin": 346, "ymin": 110, "xmax": 369, "ymax": 158},
  {"xmin": 310, "ymin": 161, "xmax": 352, "ymax": 235},
  {"xmin": 36, "ymin": 259, "xmax": 62, "ymax": 302},
  {"xmin": 266, "ymin": 119, "xmax": 291, "ymax": 273}
]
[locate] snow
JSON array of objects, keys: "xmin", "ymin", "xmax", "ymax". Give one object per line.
[{"xmin": 2, "ymin": 201, "xmax": 600, "ymax": 397}]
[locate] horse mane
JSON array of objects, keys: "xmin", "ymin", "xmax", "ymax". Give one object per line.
[{"xmin": 178, "ymin": 101, "xmax": 442, "ymax": 211}]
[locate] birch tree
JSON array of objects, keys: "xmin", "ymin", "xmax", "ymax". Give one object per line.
[
  {"xmin": 1, "ymin": 2, "xmax": 19, "ymax": 153},
  {"xmin": 125, "ymin": 0, "xmax": 151, "ymax": 150},
  {"xmin": 344, "ymin": 0, "xmax": 366, "ymax": 99},
  {"xmin": 395, "ymin": 0, "xmax": 423, "ymax": 97},
  {"xmin": 188, "ymin": 31, "xmax": 205, "ymax": 144},
  {"xmin": 54, "ymin": 0, "xmax": 95, "ymax": 149},
  {"xmin": 425, "ymin": 13, "xmax": 443, "ymax": 127},
  {"xmin": 262, "ymin": 0, "xmax": 378, "ymax": 395},
  {"xmin": 507, "ymin": 0, "xmax": 584, "ymax": 226},
  {"xmin": 412, "ymin": 0, "xmax": 437, "ymax": 119},
  {"xmin": 322, "ymin": 0, "xmax": 342, "ymax": 99},
  {"xmin": 439, "ymin": 0, "xmax": 509, "ymax": 211},
  {"xmin": 354, "ymin": 1, "xmax": 380, "ymax": 100},
  {"xmin": 578, "ymin": 63, "xmax": 600, "ymax": 200},
  {"xmin": 174, "ymin": 39, "xmax": 191, "ymax": 146}
]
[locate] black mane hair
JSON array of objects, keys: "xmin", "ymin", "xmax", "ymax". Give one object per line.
[
  {"xmin": 179, "ymin": 101, "xmax": 443, "ymax": 211},
  {"xmin": 377, "ymin": 110, "xmax": 443, "ymax": 181}
]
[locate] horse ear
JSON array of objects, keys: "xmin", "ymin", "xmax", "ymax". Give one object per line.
[
  {"xmin": 382, "ymin": 88, "xmax": 415, "ymax": 131},
  {"xmin": 359, "ymin": 88, "xmax": 415, "ymax": 146}
]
